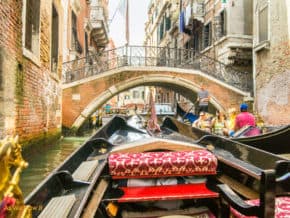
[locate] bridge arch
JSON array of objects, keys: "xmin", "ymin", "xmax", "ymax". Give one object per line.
[
  {"xmin": 62, "ymin": 67, "xmax": 250, "ymax": 129},
  {"xmin": 71, "ymin": 75, "xmax": 224, "ymax": 129}
]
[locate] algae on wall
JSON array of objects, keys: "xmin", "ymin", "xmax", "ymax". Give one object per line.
[
  {"xmin": 21, "ymin": 129, "xmax": 62, "ymax": 152},
  {"xmin": 0, "ymin": 47, "xmax": 17, "ymax": 137},
  {"xmin": 15, "ymin": 62, "xmax": 24, "ymax": 104}
]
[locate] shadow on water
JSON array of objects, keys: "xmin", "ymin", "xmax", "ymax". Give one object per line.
[{"xmin": 20, "ymin": 136, "xmax": 89, "ymax": 197}]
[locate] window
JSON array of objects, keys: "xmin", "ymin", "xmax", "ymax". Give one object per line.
[
  {"xmin": 85, "ymin": 33, "xmax": 89, "ymax": 55},
  {"xmin": 165, "ymin": 17, "xmax": 171, "ymax": 31},
  {"xmin": 220, "ymin": 10, "xmax": 226, "ymax": 37},
  {"xmin": 51, "ymin": 5, "xmax": 59, "ymax": 73},
  {"xmin": 192, "ymin": 21, "xmax": 203, "ymax": 52},
  {"xmin": 85, "ymin": 32, "xmax": 91, "ymax": 63},
  {"xmin": 158, "ymin": 17, "xmax": 165, "ymax": 43},
  {"xmin": 133, "ymin": 91, "xmax": 139, "ymax": 99},
  {"xmin": 23, "ymin": 0, "xmax": 40, "ymax": 56},
  {"xmin": 203, "ymin": 22, "xmax": 212, "ymax": 48},
  {"xmin": 193, "ymin": 33, "xmax": 199, "ymax": 51},
  {"xmin": 258, "ymin": 6, "xmax": 268, "ymax": 43},
  {"xmin": 184, "ymin": 42, "xmax": 191, "ymax": 59},
  {"xmin": 215, "ymin": 10, "xmax": 226, "ymax": 40},
  {"xmin": 71, "ymin": 11, "xmax": 82, "ymax": 53},
  {"xmin": 157, "ymin": 94, "xmax": 161, "ymax": 103}
]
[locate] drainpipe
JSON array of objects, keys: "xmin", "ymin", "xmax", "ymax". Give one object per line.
[{"xmin": 252, "ymin": 49, "xmax": 257, "ymax": 111}]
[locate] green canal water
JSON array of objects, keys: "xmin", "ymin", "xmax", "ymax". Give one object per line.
[{"xmin": 20, "ymin": 136, "xmax": 89, "ymax": 197}]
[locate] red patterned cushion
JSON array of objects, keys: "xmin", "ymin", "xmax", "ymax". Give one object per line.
[
  {"xmin": 109, "ymin": 150, "xmax": 217, "ymax": 179},
  {"xmin": 230, "ymin": 197, "xmax": 290, "ymax": 218}
]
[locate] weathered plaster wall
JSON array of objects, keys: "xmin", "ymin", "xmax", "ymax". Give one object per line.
[{"xmin": 254, "ymin": 0, "xmax": 290, "ymax": 125}]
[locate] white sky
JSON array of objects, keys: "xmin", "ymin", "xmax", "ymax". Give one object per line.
[{"xmin": 109, "ymin": 0, "xmax": 151, "ymax": 47}]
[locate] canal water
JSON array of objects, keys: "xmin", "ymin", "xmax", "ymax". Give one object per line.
[{"xmin": 20, "ymin": 136, "xmax": 88, "ymax": 197}]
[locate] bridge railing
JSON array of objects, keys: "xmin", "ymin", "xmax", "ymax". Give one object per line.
[{"xmin": 62, "ymin": 45, "xmax": 252, "ymax": 92}]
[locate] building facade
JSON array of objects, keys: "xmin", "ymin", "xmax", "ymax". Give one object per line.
[
  {"xmin": 144, "ymin": 0, "xmax": 289, "ymax": 125},
  {"xmin": 144, "ymin": 0, "xmax": 253, "ymax": 113},
  {"xmin": 62, "ymin": 0, "xmax": 109, "ymax": 64},
  {"xmin": 0, "ymin": 0, "xmax": 109, "ymax": 146},
  {"xmin": 253, "ymin": 0, "xmax": 290, "ymax": 125},
  {"xmin": 0, "ymin": 0, "xmax": 64, "ymax": 146},
  {"xmin": 197, "ymin": 0, "xmax": 253, "ymax": 80},
  {"xmin": 144, "ymin": 0, "xmax": 183, "ymax": 106}
]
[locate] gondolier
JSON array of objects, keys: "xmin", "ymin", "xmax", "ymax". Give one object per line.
[{"xmin": 197, "ymin": 84, "xmax": 210, "ymax": 114}]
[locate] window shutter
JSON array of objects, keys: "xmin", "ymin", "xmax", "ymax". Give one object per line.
[{"xmin": 165, "ymin": 17, "xmax": 171, "ymax": 31}]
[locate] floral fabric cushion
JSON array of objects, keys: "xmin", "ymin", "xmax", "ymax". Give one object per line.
[
  {"xmin": 109, "ymin": 150, "xmax": 217, "ymax": 179},
  {"xmin": 230, "ymin": 197, "xmax": 290, "ymax": 218}
]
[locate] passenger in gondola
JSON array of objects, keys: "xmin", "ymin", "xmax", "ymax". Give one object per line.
[
  {"xmin": 211, "ymin": 110, "xmax": 228, "ymax": 136},
  {"xmin": 192, "ymin": 111, "xmax": 212, "ymax": 133},
  {"xmin": 234, "ymin": 103, "xmax": 255, "ymax": 130},
  {"xmin": 226, "ymin": 107, "xmax": 237, "ymax": 136},
  {"xmin": 233, "ymin": 103, "xmax": 261, "ymax": 136}
]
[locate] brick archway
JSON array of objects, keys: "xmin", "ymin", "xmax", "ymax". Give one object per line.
[{"xmin": 62, "ymin": 67, "xmax": 250, "ymax": 129}]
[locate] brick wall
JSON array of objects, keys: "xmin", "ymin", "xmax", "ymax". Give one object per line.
[
  {"xmin": 0, "ymin": 0, "xmax": 62, "ymax": 146},
  {"xmin": 0, "ymin": 0, "xmax": 22, "ymax": 137}
]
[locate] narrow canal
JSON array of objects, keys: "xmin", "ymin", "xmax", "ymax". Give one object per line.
[{"xmin": 20, "ymin": 136, "xmax": 89, "ymax": 197}]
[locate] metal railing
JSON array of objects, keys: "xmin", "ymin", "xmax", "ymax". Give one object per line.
[{"xmin": 62, "ymin": 45, "xmax": 252, "ymax": 92}]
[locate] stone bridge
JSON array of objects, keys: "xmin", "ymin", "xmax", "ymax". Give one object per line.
[{"xmin": 62, "ymin": 46, "xmax": 252, "ymax": 129}]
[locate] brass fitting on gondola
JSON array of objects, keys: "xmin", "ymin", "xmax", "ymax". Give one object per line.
[
  {"xmin": 106, "ymin": 202, "xmax": 118, "ymax": 217},
  {"xmin": 0, "ymin": 136, "xmax": 31, "ymax": 218}
]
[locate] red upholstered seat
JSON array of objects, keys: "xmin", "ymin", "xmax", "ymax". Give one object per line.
[
  {"xmin": 117, "ymin": 183, "xmax": 219, "ymax": 202},
  {"xmin": 230, "ymin": 197, "xmax": 290, "ymax": 218},
  {"xmin": 109, "ymin": 150, "xmax": 217, "ymax": 179}
]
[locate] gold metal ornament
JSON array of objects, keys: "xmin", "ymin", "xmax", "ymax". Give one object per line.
[{"xmin": 0, "ymin": 136, "xmax": 31, "ymax": 218}]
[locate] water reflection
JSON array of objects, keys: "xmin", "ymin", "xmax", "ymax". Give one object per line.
[{"xmin": 20, "ymin": 137, "xmax": 88, "ymax": 197}]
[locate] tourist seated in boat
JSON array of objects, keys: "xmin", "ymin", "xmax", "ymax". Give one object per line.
[
  {"xmin": 192, "ymin": 111, "xmax": 212, "ymax": 133},
  {"xmin": 233, "ymin": 103, "xmax": 261, "ymax": 137},
  {"xmin": 211, "ymin": 110, "xmax": 229, "ymax": 136},
  {"xmin": 226, "ymin": 107, "xmax": 237, "ymax": 136}
]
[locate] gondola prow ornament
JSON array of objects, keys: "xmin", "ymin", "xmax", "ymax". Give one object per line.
[{"xmin": 0, "ymin": 136, "xmax": 31, "ymax": 218}]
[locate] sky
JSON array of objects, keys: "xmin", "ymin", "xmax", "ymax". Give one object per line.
[{"xmin": 109, "ymin": 0, "xmax": 151, "ymax": 47}]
